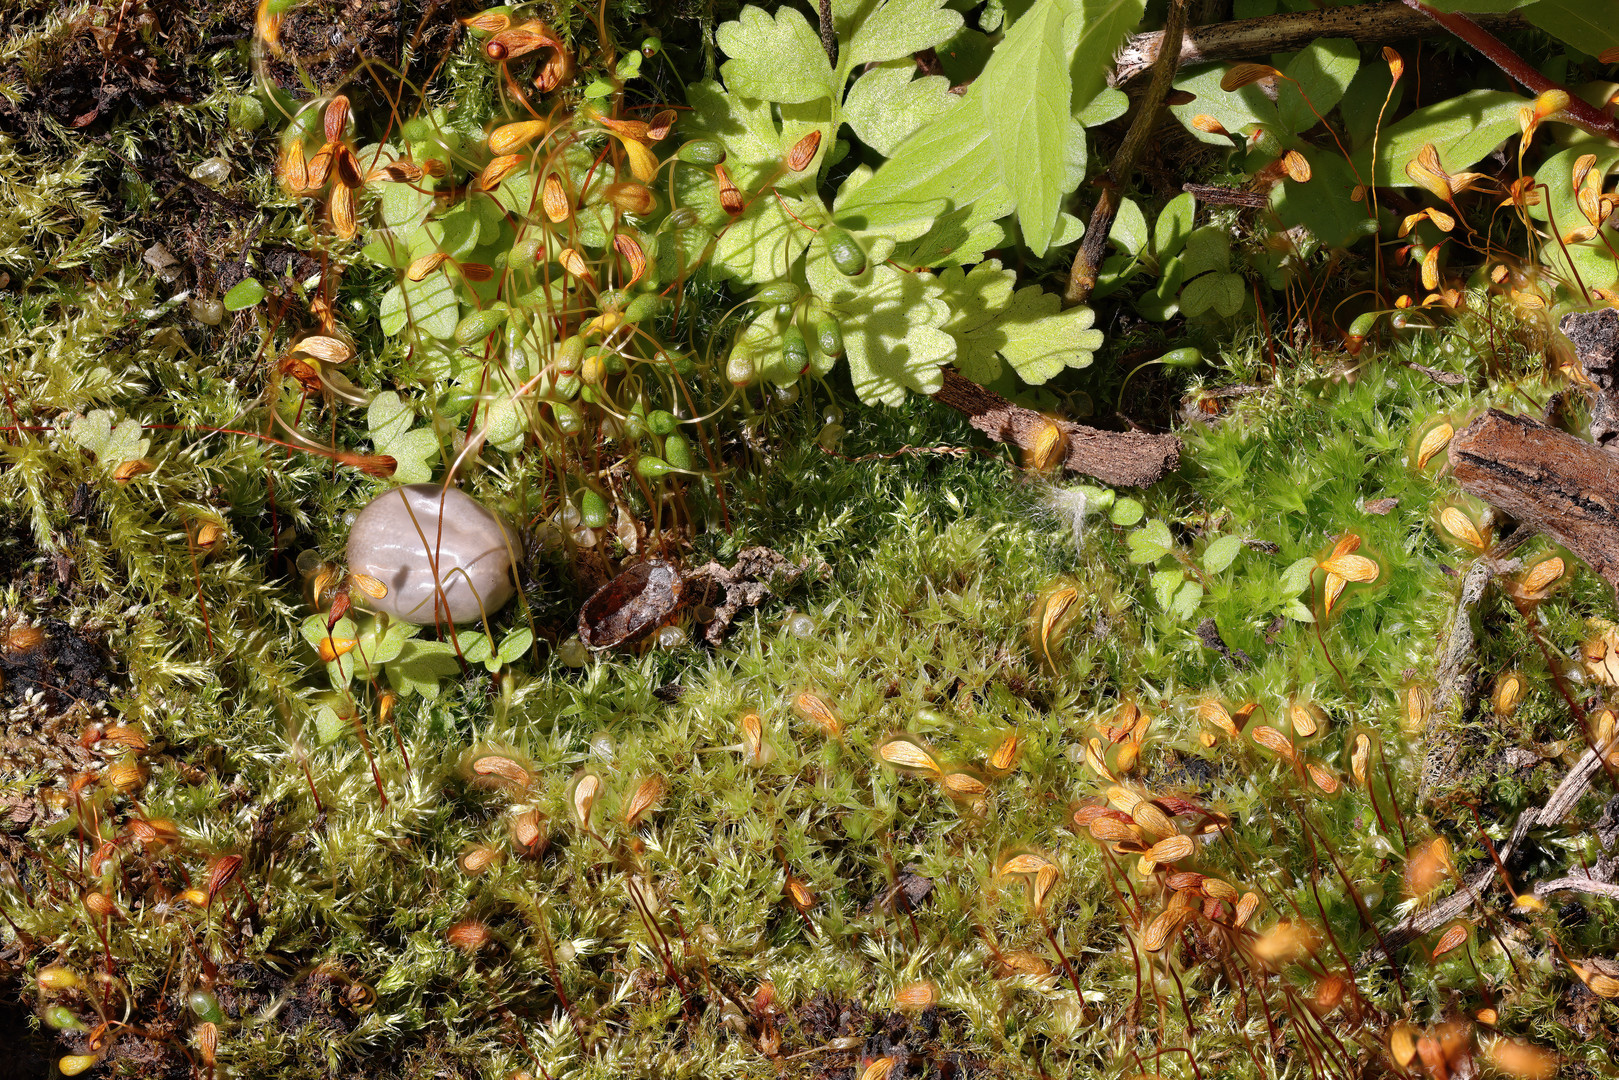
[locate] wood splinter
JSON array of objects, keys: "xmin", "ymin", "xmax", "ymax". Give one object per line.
[
  {"xmin": 1450, "ymin": 409, "xmax": 1619, "ymax": 597},
  {"xmin": 932, "ymin": 368, "xmax": 1181, "ymax": 488}
]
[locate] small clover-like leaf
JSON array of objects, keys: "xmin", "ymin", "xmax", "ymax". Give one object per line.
[
  {"xmin": 1202, "ymin": 535, "xmax": 1244, "ymax": 574},
  {"xmin": 70, "ymin": 409, "xmax": 150, "ymax": 469},
  {"xmin": 223, "ymin": 278, "xmax": 266, "ymax": 311},
  {"xmin": 843, "ymin": 61, "xmax": 959, "ymax": 157},
  {"xmin": 1128, "ymin": 519, "xmax": 1174, "ymax": 564},
  {"xmin": 387, "ymin": 638, "xmax": 461, "ymax": 699},
  {"xmin": 457, "ymin": 631, "xmax": 493, "ymax": 665},
  {"xmin": 367, "ymin": 391, "xmax": 440, "ymax": 484},
  {"xmin": 1281, "ymin": 556, "xmax": 1317, "ymax": 594},
  {"xmin": 1110, "ymin": 497, "xmax": 1145, "ymax": 526},
  {"xmin": 1151, "ymin": 567, "xmax": 1184, "ymax": 609},
  {"xmin": 715, "ymin": 6, "xmax": 836, "ymax": 105},
  {"xmin": 496, "ymin": 627, "xmax": 534, "ymax": 666},
  {"xmin": 1170, "ymin": 580, "xmax": 1204, "ymax": 621}
]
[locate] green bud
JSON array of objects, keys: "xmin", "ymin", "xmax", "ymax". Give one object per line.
[
  {"xmin": 44, "ymin": 1006, "xmax": 84, "ymax": 1031},
  {"xmin": 663, "ymin": 432, "xmax": 694, "ymax": 471},
  {"xmin": 1158, "ymin": 347, "xmax": 1204, "ymax": 368},
  {"xmin": 781, "ymin": 326, "xmax": 809, "ymax": 376},
  {"xmin": 188, "ymin": 990, "xmax": 225, "ymax": 1025},
  {"xmin": 578, "ymin": 488, "xmax": 610, "ymax": 528},
  {"xmin": 554, "ymin": 335, "xmax": 585, "ymax": 374},
  {"xmin": 635, "ymin": 456, "xmax": 676, "ymax": 480},
  {"xmin": 754, "ymin": 281, "xmax": 800, "ymax": 306},
  {"xmin": 821, "ymin": 227, "xmax": 866, "ymax": 277},
  {"xmin": 641, "ymin": 36, "xmax": 662, "ymax": 57},
  {"xmin": 726, "ymin": 350, "xmax": 755, "ymax": 386},
  {"xmin": 552, "ymin": 402, "xmax": 582, "ymax": 434},
  {"xmin": 454, "ymin": 306, "xmax": 508, "ymax": 347},
  {"xmin": 676, "ymin": 138, "xmax": 726, "ymax": 166},
  {"xmin": 1347, "ymin": 310, "xmax": 1382, "ymax": 338},
  {"xmin": 229, "ymin": 95, "xmax": 266, "ymax": 132},
  {"xmin": 647, "ymin": 409, "xmax": 679, "ymax": 436},
  {"xmin": 623, "ymin": 292, "xmax": 665, "ymax": 324},
  {"xmin": 814, "ymin": 315, "xmax": 844, "ymax": 358},
  {"xmin": 662, "ymin": 207, "xmax": 700, "ymax": 231}
]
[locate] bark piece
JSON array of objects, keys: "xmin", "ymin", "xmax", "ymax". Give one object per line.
[
  {"xmin": 1419, "ymin": 559, "xmax": 1491, "ymax": 803},
  {"xmin": 1560, "ymin": 308, "xmax": 1619, "ymax": 450},
  {"xmin": 578, "ymin": 560, "xmax": 683, "ymax": 649},
  {"xmin": 684, "ymin": 547, "xmax": 814, "ymax": 646},
  {"xmin": 1450, "ymin": 409, "xmax": 1619, "ymax": 594},
  {"xmin": 1066, "ymin": 0, "xmax": 1190, "ymax": 304},
  {"xmin": 933, "ymin": 368, "xmax": 1180, "ymax": 488},
  {"xmin": 1113, "ymin": 1, "xmax": 1527, "ymax": 84},
  {"xmin": 1361, "ymin": 737, "xmax": 1616, "ymax": 968}
]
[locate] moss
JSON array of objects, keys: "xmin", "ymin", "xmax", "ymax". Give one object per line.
[{"xmin": 1, "ymin": 5, "xmax": 1616, "ymax": 1080}]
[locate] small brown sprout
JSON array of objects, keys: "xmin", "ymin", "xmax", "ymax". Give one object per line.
[
  {"xmin": 406, "ymin": 252, "xmax": 450, "ymax": 281},
  {"xmin": 471, "ymin": 752, "xmax": 533, "ymax": 794},
  {"xmin": 987, "ymin": 730, "xmax": 1021, "ymax": 773},
  {"xmin": 488, "ymin": 120, "xmax": 548, "ymax": 155},
  {"xmin": 460, "ymin": 844, "xmax": 503, "ymax": 876},
  {"xmin": 570, "ymin": 771, "xmax": 602, "ymax": 830},
  {"xmin": 793, "ymin": 691, "xmax": 842, "ymax": 738},
  {"xmin": 113, "ymin": 458, "xmax": 153, "ymax": 482},
  {"xmin": 1492, "ymin": 671, "xmax": 1526, "ymax": 716},
  {"xmin": 104, "ymin": 760, "xmax": 147, "ymax": 795},
  {"xmin": 475, "ymin": 154, "xmax": 525, "ymax": 192},
  {"xmin": 447, "ymin": 919, "xmax": 492, "ymax": 951},
  {"xmin": 1221, "ymin": 63, "xmax": 1281, "ymax": 90},
  {"xmin": 784, "ymin": 130, "xmax": 822, "ymax": 172},
  {"xmin": 206, "ymin": 854, "xmax": 243, "ymax": 903},
  {"xmin": 715, "ymin": 163, "xmax": 744, "ymax": 216},
  {"xmin": 1146, "ymin": 834, "xmax": 1194, "ymax": 864},
  {"xmin": 83, "ymin": 891, "xmax": 116, "ymax": 918},
  {"xmin": 860, "ymin": 1058, "xmax": 896, "ymax": 1080},
  {"xmin": 1431, "ymin": 922, "xmax": 1467, "ymax": 958},
  {"xmin": 876, "ymin": 734, "xmax": 942, "ymax": 777},
  {"xmin": 894, "ymin": 981, "xmax": 936, "ymax": 1010},
  {"xmin": 622, "ymin": 774, "xmax": 666, "ymax": 827}
]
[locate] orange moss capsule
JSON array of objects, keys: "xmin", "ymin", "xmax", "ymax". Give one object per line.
[{"xmin": 538, "ymin": 174, "xmax": 570, "ymax": 223}]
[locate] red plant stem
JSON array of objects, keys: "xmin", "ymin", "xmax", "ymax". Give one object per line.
[{"xmin": 1402, "ymin": 0, "xmax": 1619, "ymax": 142}]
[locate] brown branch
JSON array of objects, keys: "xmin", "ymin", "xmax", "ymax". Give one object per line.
[
  {"xmin": 1418, "ymin": 558, "xmax": 1492, "ymax": 803},
  {"xmin": 931, "ymin": 368, "xmax": 1180, "ymax": 488},
  {"xmin": 1449, "ymin": 409, "xmax": 1619, "ymax": 595},
  {"xmin": 1361, "ymin": 738, "xmax": 1615, "ymax": 967},
  {"xmin": 1113, "ymin": 1, "xmax": 1527, "ymax": 84},
  {"xmin": 1402, "ymin": 0, "xmax": 1619, "ymax": 143},
  {"xmin": 1065, "ymin": 0, "xmax": 1189, "ymax": 306}
]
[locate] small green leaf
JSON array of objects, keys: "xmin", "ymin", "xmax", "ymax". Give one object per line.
[
  {"xmin": 223, "ymin": 278, "xmax": 266, "ymax": 311},
  {"xmin": 1128, "ymin": 518, "xmax": 1173, "ymax": 564},
  {"xmin": 1281, "ymin": 556, "xmax": 1317, "ymax": 594},
  {"xmin": 1201, "ymin": 535, "xmax": 1243, "ymax": 574},
  {"xmin": 1285, "ymin": 598, "xmax": 1315, "ymax": 623},
  {"xmin": 1150, "ymin": 567, "xmax": 1184, "ymax": 609},
  {"xmin": 368, "ymin": 392, "xmax": 441, "ymax": 485},
  {"xmin": 1277, "ymin": 38, "xmax": 1359, "ymax": 135},
  {"xmin": 387, "ymin": 639, "xmax": 461, "ymax": 699},
  {"xmin": 1153, "ymin": 192, "xmax": 1196, "ymax": 261},
  {"xmin": 716, "ymin": 6, "xmax": 836, "ymax": 105},
  {"xmin": 1170, "ymin": 580, "xmax": 1203, "ymax": 621},
  {"xmin": 69, "ymin": 409, "xmax": 150, "ymax": 468},
  {"xmin": 1109, "ymin": 497, "xmax": 1145, "ymax": 526},
  {"xmin": 1524, "ymin": 0, "xmax": 1619, "ymax": 56},
  {"xmin": 843, "ymin": 62, "xmax": 960, "ymax": 157},
  {"xmin": 1352, "ymin": 89, "xmax": 1527, "ymax": 187},
  {"xmin": 496, "ymin": 627, "xmax": 534, "ymax": 665},
  {"xmin": 458, "ymin": 632, "xmax": 493, "ymax": 665},
  {"xmin": 844, "ymin": 0, "xmax": 963, "ymax": 68},
  {"xmin": 1109, "ymin": 197, "xmax": 1148, "ymax": 257}
]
